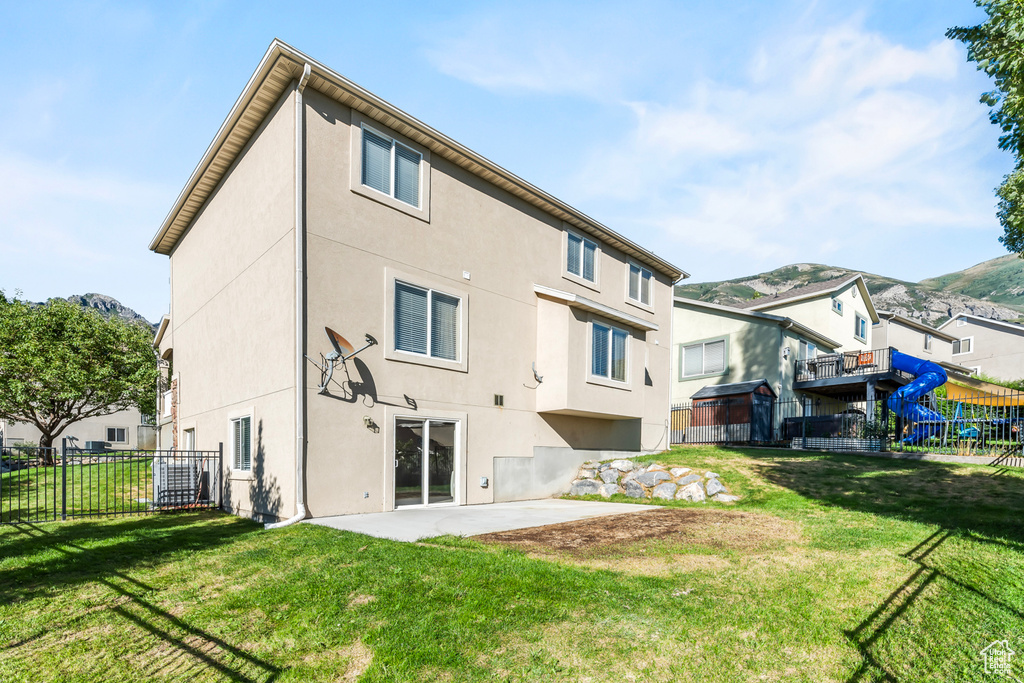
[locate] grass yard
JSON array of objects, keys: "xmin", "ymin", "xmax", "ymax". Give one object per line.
[{"xmin": 1, "ymin": 446, "xmax": 1022, "ymax": 681}]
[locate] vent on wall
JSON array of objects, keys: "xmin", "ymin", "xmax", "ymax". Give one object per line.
[{"xmin": 494, "ymin": 394, "xmax": 504, "ymax": 407}]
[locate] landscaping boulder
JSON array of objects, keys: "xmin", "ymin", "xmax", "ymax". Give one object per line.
[
  {"xmin": 637, "ymin": 471, "xmax": 671, "ymax": 487},
  {"xmin": 676, "ymin": 481, "xmax": 706, "ymax": 502},
  {"xmin": 678, "ymin": 474, "xmax": 702, "ymax": 486},
  {"xmin": 704, "ymin": 471, "xmax": 720, "ymax": 479},
  {"xmin": 610, "ymin": 459, "xmax": 634, "ymax": 472},
  {"xmin": 599, "ymin": 483, "xmax": 623, "ymax": 498},
  {"xmin": 599, "ymin": 469, "xmax": 620, "ymax": 484},
  {"xmin": 647, "ymin": 463, "xmax": 668, "ymax": 472},
  {"xmin": 670, "ymin": 467, "xmax": 691, "ymax": 477},
  {"xmin": 706, "ymin": 478, "xmax": 728, "ymax": 497},
  {"xmin": 624, "ymin": 480, "xmax": 645, "ymax": 498},
  {"xmin": 569, "ymin": 479, "xmax": 601, "ymax": 496},
  {"xmin": 652, "ymin": 482, "xmax": 677, "ymax": 500},
  {"xmin": 579, "ymin": 469, "xmax": 596, "ymax": 479},
  {"xmin": 713, "ymin": 493, "xmax": 740, "ymax": 503}
]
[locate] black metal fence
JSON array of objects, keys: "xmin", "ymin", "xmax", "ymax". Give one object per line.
[
  {"xmin": 0, "ymin": 439, "xmax": 222, "ymax": 525},
  {"xmin": 671, "ymin": 390, "xmax": 1024, "ymax": 465}
]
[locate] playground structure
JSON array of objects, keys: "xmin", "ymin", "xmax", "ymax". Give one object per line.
[{"xmin": 887, "ymin": 351, "xmax": 948, "ymax": 444}]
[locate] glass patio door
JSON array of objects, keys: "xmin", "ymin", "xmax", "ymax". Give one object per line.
[{"xmin": 394, "ymin": 418, "xmax": 456, "ymax": 507}]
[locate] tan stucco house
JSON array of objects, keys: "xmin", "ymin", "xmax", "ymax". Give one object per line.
[
  {"xmin": 936, "ymin": 313, "xmax": 1024, "ymax": 381},
  {"xmin": 149, "ymin": 41, "xmax": 685, "ymax": 523}
]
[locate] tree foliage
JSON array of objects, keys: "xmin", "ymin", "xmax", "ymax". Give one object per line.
[
  {"xmin": 948, "ymin": 1, "xmax": 1024, "ymax": 254},
  {"xmin": 0, "ymin": 293, "xmax": 157, "ymax": 452}
]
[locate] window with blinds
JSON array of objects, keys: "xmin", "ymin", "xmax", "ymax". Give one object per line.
[
  {"xmin": 232, "ymin": 416, "xmax": 251, "ymax": 471},
  {"xmin": 395, "ymin": 281, "xmax": 460, "ymax": 361},
  {"xmin": 953, "ymin": 338, "xmax": 973, "ymax": 355},
  {"xmin": 681, "ymin": 339, "xmax": 726, "ymax": 377},
  {"xmin": 592, "ymin": 322, "xmax": 628, "ymax": 381},
  {"xmin": 566, "ymin": 232, "xmax": 598, "ymax": 283},
  {"xmin": 628, "ymin": 264, "xmax": 652, "ymax": 305},
  {"xmin": 361, "ymin": 126, "xmax": 421, "ymax": 208}
]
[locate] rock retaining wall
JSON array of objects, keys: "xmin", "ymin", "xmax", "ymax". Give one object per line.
[{"xmin": 567, "ymin": 460, "xmax": 740, "ymax": 503}]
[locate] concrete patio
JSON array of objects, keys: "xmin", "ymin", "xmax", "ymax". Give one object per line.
[{"xmin": 305, "ymin": 499, "xmax": 660, "ymax": 542}]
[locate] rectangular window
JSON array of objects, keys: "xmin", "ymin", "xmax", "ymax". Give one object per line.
[
  {"xmin": 924, "ymin": 334, "xmax": 933, "ymax": 351},
  {"xmin": 106, "ymin": 427, "xmax": 127, "ymax": 443},
  {"xmin": 956, "ymin": 317, "xmax": 967, "ymax": 327},
  {"xmin": 799, "ymin": 340, "xmax": 817, "ymax": 361},
  {"xmin": 854, "ymin": 314, "xmax": 867, "ymax": 341},
  {"xmin": 566, "ymin": 232, "xmax": 598, "ymax": 283},
  {"xmin": 182, "ymin": 428, "xmax": 195, "ymax": 452},
  {"xmin": 361, "ymin": 127, "xmax": 421, "ymax": 208},
  {"xmin": 394, "ymin": 281, "xmax": 460, "ymax": 361},
  {"xmin": 232, "ymin": 416, "xmax": 251, "ymax": 471},
  {"xmin": 682, "ymin": 339, "xmax": 726, "ymax": 377},
  {"xmin": 953, "ymin": 338, "xmax": 973, "ymax": 355},
  {"xmin": 592, "ymin": 322, "xmax": 628, "ymax": 382},
  {"xmin": 832, "ymin": 299, "xmax": 843, "ymax": 314},
  {"xmin": 628, "ymin": 264, "xmax": 653, "ymax": 306}
]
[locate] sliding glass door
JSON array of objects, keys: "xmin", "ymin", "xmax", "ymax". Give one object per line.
[{"xmin": 394, "ymin": 418, "xmax": 457, "ymax": 507}]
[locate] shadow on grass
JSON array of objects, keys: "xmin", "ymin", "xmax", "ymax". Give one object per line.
[
  {"xmin": 726, "ymin": 449, "xmax": 1024, "ymax": 681},
  {"xmin": 1, "ymin": 513, "xmax": 279, "ymax": 681},
  {"xmin": 736, "ymin": 449, "xmax": 1024, "ymax": 544}
]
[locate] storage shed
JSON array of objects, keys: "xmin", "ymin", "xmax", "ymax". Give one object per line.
[{"xmin": 689, "ymin": 380, "xmax": 777, "ymax": 443}]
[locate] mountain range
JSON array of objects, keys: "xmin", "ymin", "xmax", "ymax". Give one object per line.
[
  {"xmin": 675, "ymin": 254, "xmax": 1024, "ymax": 326},
  {"xmin": 58, "ymin": 293, "xmax": 156, "ymax": 330}
]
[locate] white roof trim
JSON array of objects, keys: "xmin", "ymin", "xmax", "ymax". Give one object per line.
[
  {"xmin": 153, "ymin": 315, "xmax": 170, "ymax": 348},
  {"xmin": 742, "ymin": 274, "xmax": 879, "ymax": 323},
  {"xmin": 150, "ymin": 40, "xmax": 686, "ymax": 280},
  {"xmin": 535, "ymin": 285, "xmax": 658, "ymax": 331},
  {"xmin": 937, "ymin": 312, "xmax": 1024, "ymax": 334},
  {"xmin": 673, "ymin": 296, "xmax": 840, "ymax": 349}
]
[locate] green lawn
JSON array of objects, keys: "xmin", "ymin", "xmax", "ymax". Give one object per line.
[
  {"xmin": 1, "ymin": 458, "xmax": 154, "ymax": 522},
  {"xmin": 1, "ymin": 446, "xmax": 1022, "ymax": 681}
]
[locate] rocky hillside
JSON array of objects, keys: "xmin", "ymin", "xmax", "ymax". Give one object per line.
[
  {"xmin": 58, "ymin": 293, "xmax": 155, "ymax": 330},
  {"xmin": 675, "ymin": 257, "xmax": 1024, "ymax": 326}
]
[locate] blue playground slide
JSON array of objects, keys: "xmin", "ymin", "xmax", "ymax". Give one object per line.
[{"xmin": 887, "ymin": 351, "xmax": 948, "ymax": 444}]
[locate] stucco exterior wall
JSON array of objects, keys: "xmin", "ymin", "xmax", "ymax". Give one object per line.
[
  {"xmin": 945, "ymin": 319, "xmax": 1024, "ymax": 380},
  {"xmin": 671, "ymin": 301, "xmax": 833, "ymax": 405},
  {"xmin": 168, "ymin": 88, "xmax": 297, "ymax": 521},
  {"xmin": 299, "ymin": 89, "xmax": 671, "ymax": 517},
  {"xmin": 2, "ymin": 408, "xmax": 150, "ymax": 450},
  {"xmin": 875, "ymin": 319, "xmax": 953, "ymax": 365},
  {"xmin": 761, "ymin": 282, "xmax": 872, "ymax": 351}
]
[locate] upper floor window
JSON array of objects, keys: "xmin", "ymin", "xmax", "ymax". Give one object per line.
[
  {"xmin": 956, "ymin": 317, "xmax": 967, "ymax": 327},
  {"xmin": 628, "ymin": 264, "xmax": 653, "ymax": 306},
  {"xmin": 566, "ymin": 231, "xmax": 598, "ymax": 284},
  {"xmin": 854, "ymin": 314, "xmax": 867, "ymax": 341},
  {"xmin": 592, "ymin": 321, "xmax": 629, "ymax": 382},
  {"xmin": 362, "ymin": 126, "xmax": 421, "ymax": 208},
  {"xmin": 232, "ymin": 416, "xmax": 251, "ymax": 471},
  {"xmin": 924, "ymin": 334, "xmax": 933, "ymax": 351},
  {"xmin": 953, "ymin": 337, "xmax": 973, "ymax": 355},
  {"xmin": 799, "ymin": 340, "xmax": 817, "ymax": 361},
  {"xmin": 682, "ymin": 339, "xmax": 726, "ymax": 378},
  {"xmin": 395, "ymin": 281, "xmax": 460, "ymax": 361},
  {"xmin": 832, "ymin": 299, "xmax": 843, "ymax": 315}
]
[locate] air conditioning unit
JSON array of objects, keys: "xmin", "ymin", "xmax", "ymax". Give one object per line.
[
  {"xmin": 84, "ymin": 441, "xmax": 108, "ymax": 453},
  {"xmin": 152, "ymin": 459, "xmax": 214, "ymax": 508}
]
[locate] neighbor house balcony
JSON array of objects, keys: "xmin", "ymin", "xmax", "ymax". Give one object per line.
[{"xmin": 794, "ymin": 347, "xmax": 912, "ymax": 397}]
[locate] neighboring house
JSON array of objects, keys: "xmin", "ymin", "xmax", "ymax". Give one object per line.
[
  {"xmin": 1, "ymin": 408, "xmax": 154, "ymax": 451},
  {"xmin": 734, "ymin": 275, "xmax": 878, "ymax": 352},
  {"xmin": 148, "ymin": 41, "xmax": 685, "ymax": 522},
  {"xmin": 873, "ymin": 311, "xmax": 971, "ymax": 379},
  {"xmin": 672, "ymin": 297, "xmax": 839, "ymax": 404},
  {"xmin": 937, "ymin": 313, "xmax": 1024, "ymax": 381}
]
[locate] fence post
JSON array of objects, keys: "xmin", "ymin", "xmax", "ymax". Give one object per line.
[
  {"xmin": 217, "ymin": 442, "xmax": 224, "ymax": 510},
  {"xmin": 801, "ymin": 398, "xmax": 808, "ymax": 449},
  {"xmin": 61, "ymin": 438, "xmax": 67, "ymax": 521}
]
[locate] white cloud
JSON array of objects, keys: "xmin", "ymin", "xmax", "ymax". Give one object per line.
[{"xmin": 568, "ymin": 19, "xmax": 999, "ymax": 275}]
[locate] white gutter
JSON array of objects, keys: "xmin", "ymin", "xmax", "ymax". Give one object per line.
[{"xmin": 267, "ymin": 63, "xmax": 312, "ymax": 530}]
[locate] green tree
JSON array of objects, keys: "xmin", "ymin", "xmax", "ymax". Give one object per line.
[
  {"xmin": 0, "ymin": 293, "xmax": 157, "ymax": 460},
  {"xmin": 948, "ymin": 1, "xmax": 1024, "ymax": 253}
]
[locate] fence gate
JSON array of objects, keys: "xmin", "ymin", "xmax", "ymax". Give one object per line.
[
  {"xmin": 0, "ymin": 438, "xmax": 222, "ymax": 525},
  {"xmin": 751, "ymin": 394, "xmax": 774, "ymax": 442}
]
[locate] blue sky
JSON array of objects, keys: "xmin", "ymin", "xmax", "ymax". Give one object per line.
[{"xmin": 0, "ymin": 0, "xmax": 1007, "ymax": 322}]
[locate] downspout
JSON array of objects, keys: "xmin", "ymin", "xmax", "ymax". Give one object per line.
[{"xmin": 267, "ymin": 63, "xmax": 312, "ymax": 530}]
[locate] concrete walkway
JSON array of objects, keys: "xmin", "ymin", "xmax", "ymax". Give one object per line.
[{"xmin": 306, "ymin": 499, "xmax": 660, "ymax": 542}]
